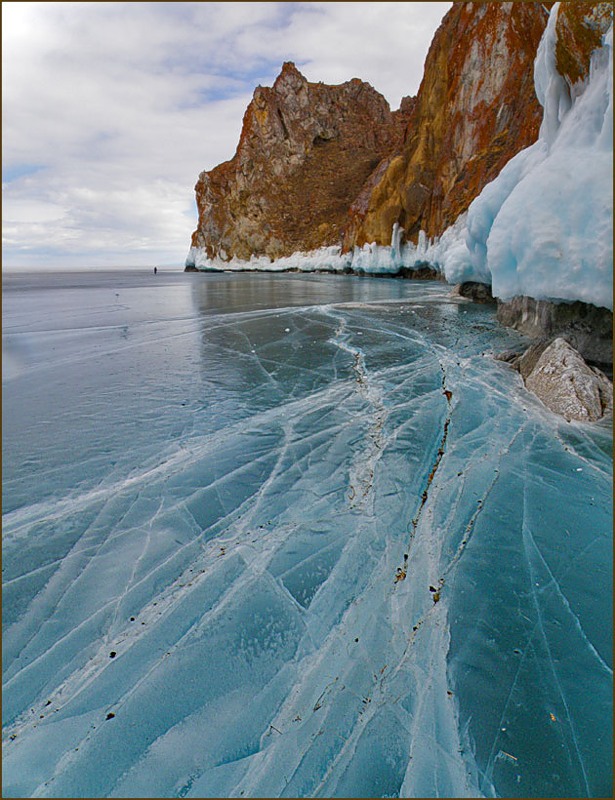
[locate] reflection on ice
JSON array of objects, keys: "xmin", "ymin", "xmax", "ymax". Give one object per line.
[{"xmin": 2, "ymin": 272, "xmax": 612, "ymax": 798}]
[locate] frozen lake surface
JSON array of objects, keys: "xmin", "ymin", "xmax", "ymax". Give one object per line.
[{"xmin": 2, "ymin": 270, "xmax": 612, "ymax": 798}]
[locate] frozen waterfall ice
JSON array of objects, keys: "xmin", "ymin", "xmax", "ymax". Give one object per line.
[{"xmin": 2, "ymin": 271, "xmax": 612, "ymax": 798}]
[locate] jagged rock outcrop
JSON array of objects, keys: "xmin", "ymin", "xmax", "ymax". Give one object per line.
[
  {"xmin": 523, "ymin": 338, "xmax": 612, "ymax": 421},
  {"xmin": 189, "ymin": 63, "xmax": 410, "ymax": 262},
  {"xmin": 343, "ymin": 1, "xmax": 549, "ymax": 249},
  {"xmin": 188, "ymin": 4, "xmax": 554, "ymax": 266}
]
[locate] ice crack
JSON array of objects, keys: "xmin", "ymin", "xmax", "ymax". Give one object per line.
[
  {"xmin": 327, "ymin": 314, "xmax": 388, "ymax": 512},
  {"xmin": 405, "ymin": 363, "xmax": 453, "ymax": 562}
]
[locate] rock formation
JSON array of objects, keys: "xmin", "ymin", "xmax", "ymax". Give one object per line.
[
  {"xmin": 523, "ymin": 338, "xmax": 612, "ymax": 422},
  {"xmin": 498, "ymin": 334, "xmax": 613, "ymax": 422},
  {"xmin": 460, "ymin": 0, "xmax": 613, "ymax": 317},
  {"xmin": 187, "ymin": 2, "xmax": 612, "ymax": 420},
  {"xmin": 343, "ymin": 1, "xmax": 549, "ymax": 250},
  {"xmin": 496, "ymin": 296, "xmax": 613, "ymax": 367},
  {"xmin": 188, "ymin": 3, "xmax": 611, "ymax": 273},
  {"xmin": 188, "ymin": 3, "xmax": 551, "ymax": 264},
  {"xmin": 451, "ymin": 281, "xmax": 495, "ymax": 304},
  {"xmin": 344, "ymin": 1, "xmax": 612, "ymax": 254},
  {"xmin": 189, "ymin": 63, "xmax": 410, "ymax": 263},
  {"xmin": 186, "ymin": 2, "xmax": 613, "ymax": 401},
  {"xmin": 484, "ymin": 2, "xmax": 614, "ymax": 371}
]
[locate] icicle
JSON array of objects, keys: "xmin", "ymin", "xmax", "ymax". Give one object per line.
[
  {"xmin": 534, "ymin": 2, "xmax": 571, "ymax": 147},
  {"xmin": 390, "ymin": 222, "xmax": 403, "ymax": 262}
]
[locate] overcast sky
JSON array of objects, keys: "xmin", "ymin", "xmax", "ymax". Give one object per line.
[{"xmin": 2, "ymin": 1, "xmax": 451, "ymax": 270}]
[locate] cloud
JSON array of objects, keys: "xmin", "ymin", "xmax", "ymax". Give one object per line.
[{"xmin": 2, "ymin": 1, "xmax": 450, "ymax": 269}]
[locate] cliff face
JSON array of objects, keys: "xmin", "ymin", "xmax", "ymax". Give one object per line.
[
  {"xmin": 343, "ymin": 1, "xmax": 549, "ymax": 249},
  {"xmin": 190, "ymin": 63, "xmax": 410, "ymax": 262}
]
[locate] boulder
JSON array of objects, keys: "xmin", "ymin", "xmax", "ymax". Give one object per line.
[
  {"xmin": 524, "ymin": 337, "xmax": 612, "ymax": 422},
  {"xmin": 452, "ymin": 282, "xmax": 495, "ymax": 304}
]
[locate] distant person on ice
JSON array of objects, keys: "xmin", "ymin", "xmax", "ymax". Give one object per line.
[{"xmin": 154, "ymin": 267, "xmax": 157, "ymax": 274}]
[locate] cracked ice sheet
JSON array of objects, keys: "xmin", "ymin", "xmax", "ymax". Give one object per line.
[{"xmin": 2, "ymin": 271, "xmax": 612, "ymax": 798}]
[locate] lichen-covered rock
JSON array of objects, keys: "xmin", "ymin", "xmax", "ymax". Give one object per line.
[
  {"xmin": 524, "ymin": 338, "xmax": 613, "ymax": 421},
  {"xmin": 555, "ymin": 1, "xmax": 613, "ymax": 89},
  {"xmin": 343, "ymin": 2, "xmax": 549, "ymax": 250},
  {"xmin": 190, "ymin": 63, "xmax": 409, "ymax": 262}
]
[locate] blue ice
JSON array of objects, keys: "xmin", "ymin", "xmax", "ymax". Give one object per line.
[{"xmin": 2, "ymin": 271, "xmax": 612, "ymax": 797}]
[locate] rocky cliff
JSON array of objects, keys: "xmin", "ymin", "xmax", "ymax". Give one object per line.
[
  {"xmin": 188, "ymin": 3, "xmax": 553, "ymax": 265},
  {"xmin": 343, "ymin": 1, "xmax": 549, "ymax": 249},
  {"xmin": 471, "ymin": 0, "xmax": 613, "ymax": 359},
  {"xmin": 190, "ymin": 63, "xmax": 411, "ymax": 263},
  {"xmin": 188, "ymin": 2, "xmax": 612, "ymax": 294}
]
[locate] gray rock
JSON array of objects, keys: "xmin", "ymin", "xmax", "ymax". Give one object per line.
[
  {"xmin": 452, "ymin": 282, "xmax": 496, "ymax": 304},
  {"xmin": 515, "ymin": 340, "xmax": 551, "ymax": 380},
  {"xmin": 524, "ymin": 338, "xmax": 612, "ymax": 422},
  {"xmin": 495, "ymin": 340, "xmax": 551, "ymax": 377},
  {"xmin": 495, "ymin": 349, "xmax": 524, "ymax": 365},
  {"xmin": 496, "ymin": 296, "xmax": 613, "ymax": 366}
]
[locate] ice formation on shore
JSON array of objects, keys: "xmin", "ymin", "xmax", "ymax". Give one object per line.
[
  {"xmin": 462, "ymin": 5, "xmax": 613, "ymax": 310},
  {"xmin": 185, "ymin": 221, "xmax": 466, "ymax": 278}
]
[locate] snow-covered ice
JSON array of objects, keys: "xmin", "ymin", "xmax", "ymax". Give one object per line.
[{"xmin": 2, "ymin": 270, "xmax": 612, "ymax": 798}]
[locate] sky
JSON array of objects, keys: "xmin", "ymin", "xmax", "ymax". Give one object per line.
[{"xmin": 2, "ymin": 1, "xmax": 451, "ymax": 270}]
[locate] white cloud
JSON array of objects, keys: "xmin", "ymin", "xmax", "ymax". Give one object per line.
[{"xmin": 2, "ymin": 1, "xmax": 450, "ymax": 268}]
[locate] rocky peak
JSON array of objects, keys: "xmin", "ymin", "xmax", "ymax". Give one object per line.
[
  {"xmin": 273, "ymin": 60, "xmax": 306, "ymax": 90},
  {"xmin": 397, "ymin": 95, "xmax": 416, "ymax": 116},
  {"xmin": 190, "ymin": 63, "xmax": 406, "ymax": 261},
  {"xmin": 188, "ymin": 2, "xmax": 611, "ymax": 273}
]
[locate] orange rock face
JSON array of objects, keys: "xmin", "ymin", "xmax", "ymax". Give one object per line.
[
  {"xmin": 555, "ymin": 2, "xmax": 613, "ymax": 88},
  {"xmin": 343, "ymin": 2, "xmax": 549, "ymax": 250},
  {"xmin": 191, "ymin": 63, "xmax": 409, "ymax": 261}
]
